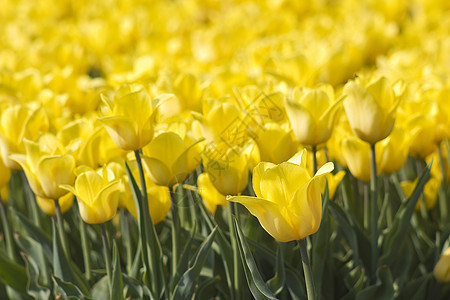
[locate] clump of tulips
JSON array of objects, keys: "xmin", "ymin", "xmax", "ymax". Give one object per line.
[{"xmin": 0, "ymin": 0, "xmax": 449, "ymax": 299}]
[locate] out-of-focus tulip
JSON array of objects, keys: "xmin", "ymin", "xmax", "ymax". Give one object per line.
[
  {"xmin": 376, "ymin": 126, "xmax": 411, "ymax": 174},
  {"xmin": 99, "ymin": 84, "xmax": 160, "ymax": 151},
  {"xmin": 343, "ymin": 76, "xmax": 401, "ymax": 144},
  {"xmin": 203, "ymin": 143, "xmax": 253, "ymax": 196},
  {"xmin": 326, "ymin": 171, "xmax": 346, "ymax": 200},
  {"xmin": 401, "ymin": 176, "xmax": 440, "ymax": 211},
  {"xmin": 0, "ymin": 151, "xmax": 10, "ymax": 202},
  {"xmin": 228, "ymin": 149, "xmax": 333, "ymax": 242},
  {"xmin": 0, "ymin": 104, "xmax": 49, "ymax": 169},
  {"xmin": 36, "ymin": 193, "xmax": 74, "ymax": 215},
  {"xmin": 285, "ymin": 84, "xmax": 343, "ymax": 146},
  {"xmin": 341, "ymin": 136, "xmax": 372, "ymax": 182},
  {"xmin": 407, "ymin": 115, "xmax": 438, "ymax": 159},
  {"xmin": 10, "ymin": 134, "xmax": 75, "ymax": 199},
  {"xmin": 434, "ymin": 247, "xmax": 450, "ymax": 282},
  {"xmin": 198, "ymin": 172, "xmax": 228, "ymax": 214},
  {"xmin": 143, "ymin": 131, "xmax": 196, "ymax": 187},
  {"xmin": 255, "ymin": 122, "xmax": 298, "ymax": 164},
  {"xmin": 61, "ymin": 166, "xmax": 120, "ymax": 224}
]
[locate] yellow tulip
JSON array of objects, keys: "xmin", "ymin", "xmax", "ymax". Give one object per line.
[
  {"xmin": 326, "ymin": 171, "xmax": 346, "ymax": 200},
  {"xmin": 407, "ymin": 115, "xmax": 438, "ymax": 159},
  {"xmin": 400, "ymin": 176, "xmax": 440, "ymax": 211},
  {"xmin": 228, "ymin": 149, "xmax": 334, "ymax": 242},
  {"xmin": 203, "ymin": 142, "xmax": 254, "ymax": 196},
  {"xmin": 10, "ymin": 134, "xmax": 76, "ymax": 199},
  {"xmin": 285, "ymin": 84, "xmax": 343, "ymax": 146},
  {"xmin": 434, "ymin": 247, "xmax": 450, "ymax": 282},
  {"xmin": 0, "ymin": 150, "xmax": 10, "ymax": 202},
  {"xmin": 340, "ymin": 136, "xmax": 372, "ymax": 182},
  {"xmin": 255, "ymin": 122, "xmax": 298, "ymax": 164},
  {"xmin": 343, "ymin": 76, "xmax": 401, "ymax": 144},
  {"xmin": 99, "ymin": 84, "xmax": 158, "ymax": 151},
  {"xmin": 197, "ymin": 173, "xmax": 228, "ymax": 214},
  {"xmin": 376, "ymin": 126, "xmax": 411, "ymax": 174},
  {"xmin": 61, "ymin": 166, "xmax": 121, "ymax": 224},
  {"xmin": 36, "ymin": 193, "xmax": 74, "ymax": 216},
  {"xmin": 0, "ymin": 104, "xmax": 49, "ymax": 169},
  {"xmin": 142, "ymin": 132, "xmax": 194, "ymax": 187}
]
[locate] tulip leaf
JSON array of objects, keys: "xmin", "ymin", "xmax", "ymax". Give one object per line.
[
  {"xmin": 10, "ymin": 207, "xmax": 53, "ymax": 262},
  {"xmin": 170, "ymin": 221, "xmax": 197, "ymax": 289},
  {"xmin": 52, "ymin": 275, "xmax": 91, "ymax": 300},
  {"xmin": 266, "ymin": 244, "xmax": 285, "ymax": 295},
  {"xmin": 171, "ymin": 226, "xmax": 217, "ymax": 300},
  {"xmin": 51, "ymin": 220, "xmax": 89, "ymax": 295},
  {"xmin": 15, "ymin": 234, "xmax": 49, "ymax": 287},
  {"xmin": 90, "ymin": 276, "xmax": 109, "ymax": 300},
  {"xmin": 0, "ymin": 248, "xmax": 28, "ymax": 293},
  {"xmin": 233, "ymin": 217, "xmax": 277, "ymax": 300},
  {"xmin": 111, "ymin": 241, "xmax": 124, "ymax": 300},
  {"xmin": 22, "ymin": 253, "xmax": 51, "ymax": 300},
  {"xmin": 396, "ymin": 273, "xmax": 431, "ymax": 300},
  {"xmin": 341, "ymin": 266, "xmax": 366, "ymax": 300},
  {"xmin": 193, "ymin": 276, "xmax": 220, "ymax": 300},
  {"xmin": 355, "ymin": 266, "xmax": 394, "ymax": 300},
  {"xmin": 380, "ymin": 160, "xmax": 432, "ymax": 266}
]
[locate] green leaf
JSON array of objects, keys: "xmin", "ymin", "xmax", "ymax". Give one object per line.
[
  {"xmin": 52, "ymin": 275, "xmax": 91, "ymax": 300},
  {"xmin": 233, "ymin": 217, "xmax": 277, "ymax": 300},
  {"xmin": 266, "ymin": 244, "xmax": 286, "ymax": 295},
  {"xmin": 22, "ymin": 253, "xmax": 51, "ymax": 300},
  {"xmin": 111, "ymin": 241, "xmax": 124, "ymax": 300},
  {"xmin": 0, "ymin": 248, "xmax": 28, "ymax": 292},
  {"xmin": 397, "ymin": 273, "xmax": 431, "ymax": 300},
  {"xmin": 380, "ymin": 161, "xmax": 432, "ymax": 266},
  {"xmin": 341, "ymin": 266, "xmax": 366, "ymax": 300},
  {"xmin": 52, "ymin": 220, "xmax": 89, "ymax": 295},
  {"xmin": 10, "ymin": 207, "xmax": 52, "ymax": 261},
  {"xmin": 170, "ymin": 222, "xmax": 197, "ymax": 289},
  {"xmin": 171, "ymin": 227, "xmax": 217, "ymax": 300},
  {"xmin": 193, "ymin": 276, "xmax": 220, "ymax": 300},
  {"xmin": 355, "ymin": 266, "xmax": 394, "ymax": 300},
  {"xmin": 90, "ymin": 276, "xmax": 109, "ymax": 300},
  {"xmin": 15, "ymin": 234, "xmax": 49, "ymax": 287}
]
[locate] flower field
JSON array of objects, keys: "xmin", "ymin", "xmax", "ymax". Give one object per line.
[{"xmin": 0, "ymin": 0, "xmax": 449, "ymax": 299}]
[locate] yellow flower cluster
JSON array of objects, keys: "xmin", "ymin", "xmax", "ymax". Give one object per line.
[{"xmin": 0, "ymin": 0, "xmax": 448, "ymax": 235}]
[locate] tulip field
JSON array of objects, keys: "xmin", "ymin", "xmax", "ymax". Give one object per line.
[{"xmin": 1, "ymin": 0, "xmax": 450, "ymax": 299}]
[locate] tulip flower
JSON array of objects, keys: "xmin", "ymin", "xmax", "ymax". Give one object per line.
[
  {"xmin": 400, "ymin": 176, "xmax": 440, "ymax": 211},
  {"xmin": 343, "ymin": 76, "xmax": 401, "ymax": 144},
  {"xmin": 376, "ymin": 126, "xmax": 412, "ymax": 174},
  {"xmin": 434, "ymin": 247, "xmax": 450, "ymax": 282},
  {"xmin": 228, "ymin": 149, "xmax": 334, "ymax": 242},
  {"xmin": 10, "ymin": 134, "xmax": 76, "ymax": 200},
  {"xmin": 61, "ymin": 166, "xmax": 121, "ymax": 224},
  {"xmin": 197, "ymin": 173, "xmax": 227, "ymax": 214},
  {"xmin": 255, "ymin": 122, "xmax": 298, "ymax": 164},
  {"xmin": 340, "ymin": 136, "xmax": 372, "ymax": 182},
  {"xmin": 285, "ymin": 84, "xmax": 343, "ymax": 147},
  {"xmin": 36, "ymin": 193, "xmax": 74, "ymax": 215},
  {"xmin": 142, "ymin": 131, "xmax": 197, "ymax": 187},
  {"xmin": 326, "ymin": 171, "xmax": 346, "ymax": 200},
  {"xmin": 99, "ymin": 84, "xmax": 160, "ymax": 151},
  {"xmin": 0, "ymin": 104, "xmax": 49, "ymax": 169},
  {"xmin": 0, "ymin": 152, "xmax": 10, "ymax": 202},
  {"xmin": 203, "ymin": 143, "xmax": 253, "ymax": 196}
]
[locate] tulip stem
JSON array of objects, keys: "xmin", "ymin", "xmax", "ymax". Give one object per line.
[
  {"xmin": 298, "ymin": 239, "xmax": 316, "ymax": 300},
  {"xmin": 312, "ymin": 145, "xmax": 318, "ymax": 175},
  {"xmin": 79, "ymin": 210, "xmax": 91, "ymax": 281},
  {"xmin": 100, "ymin": 223, "xmax": 112, "ymax": 291},
  {"xmin": 0, "ymin": 199, "xmax": 15, "ymax": 261},
  {"xmin": 369, "ymin": 143, "xmax": 378, "ymax": 280},
  {"xmin": 121, "ymin": 210, "xmax": 133, "ymax": 275},
  {"xmin": 437, "ymin": 144, "xmax": 448, "ymax": 223},
  {"xmin": 228, "ymin": 202, "xmax": 240, "ymax": 299},
  {"xmin": 54, "ymin": 199, "xmax": 70, "ymax": 257},
  {"xmin": 170, "ymin": 190, "xmax": 180, "ymax": 276}
]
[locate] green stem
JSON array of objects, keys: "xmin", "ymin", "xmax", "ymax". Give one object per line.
[
  {"xmin": 120, "ymin": 210, "xmax": 133, "ymax": 275},
  {"xmin": 134, "ymin": 150, "xmax": 159, "ymax": 293},
  {"xmin": 415, "ymin": 159, "xmax": 428, "ymax": 220},
  {"xmin": 54, "ymin": 199, "xmax": 69, "ymax": 257},
  {"xmin": 437, "ymin": 144, "xmax": 448, "ymax": 223},
  {"xmin": 363, "ymin": 183, "xmax": 369, "ymax": 231},
  {"xmin": 369, "ymin": 143, "xmax": 378, "ymax": 280},
  {"xmin": 101, "ymin": 223, "xmax": 112, "ymax": 292},
  {"xmin": 312, "ymin": 145, "xmax": 317, "ymax": 175},
  {"xmin": 0, "ymin": 199, "xmax": 15, "ymax": 261},
  {"xmin": 79, "ymin": 210, "xmax": 91, "ymax": 281},
  {"xmin": 298, "ymin": 239, "xmax": 316, "ymax": 300},
  {"xmin": 21, "ymin": 171, "xmax": 40, "ymax": 226},
  {"xmin": 170, "ymin": 190, "xmax": 180, "ymax": 276},
  {"xmin": 228, "ymin": 202, "xmax": 240, "ymax": 299}
]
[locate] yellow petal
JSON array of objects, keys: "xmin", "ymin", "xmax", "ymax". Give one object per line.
[
  {"xmin": 148, "ymin": 186, "xmax": 171, "ymax": 224},
  {"xmin": 143, "ymin": 157, "xmax": 173, "ymax": 186},
  {"xmin": 228, "ymin": 195, "xmax": 298, "ymax": 242},
  {"xmin": 198, "ymin": 173, "xmax": 227, "ymax": 214},
  {"xmin": 100, "ymin": 116, "xmax": 140, "ymax": 150},
  {"xmin": 252, "ymin": 162, "xmax": 276, "ymax": 199},
  {"xmin": 36, "ymin": 155, "xmax": 76, "ymax": 199}
]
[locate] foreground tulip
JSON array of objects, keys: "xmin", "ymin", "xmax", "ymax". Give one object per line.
[
  {"xmin": 61, "ymin": 166, "xmax": 121, "ymax": 224},
  {"xmin": 228, "ymin": 150, "xmax": 334, "ymax": 242},
  {"xmin": 434, "ymin": 247, "xmax": 450, "ymax": 282},
  {"xmin": 343, "ymin": 76, "xmax": 401, "ymax": 144},
  {"xmin": 99, "ymin": 84, "xmax": 159, "ymax": 151},
  {"xmin": 10, "ymin": 134, "xmax": 75, "ymax": 199},
  {"xmin": 285, "ymin": 84, "xmax": 343, "ymax": 147}
]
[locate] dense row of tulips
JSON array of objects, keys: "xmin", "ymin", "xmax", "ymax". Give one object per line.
[{"xmin": 0, "ymin": 0, "xmax": 449, "ymax": 299}]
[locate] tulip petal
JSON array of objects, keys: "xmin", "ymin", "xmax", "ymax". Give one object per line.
[
  {"xmin": 9, "ymin": 153, "xmax": 45, "ymax": 197},
  {"xmin": 285, "ymin": 99, "xmax": 318, "ymax": 145},
  {"xmin": 36, "ymin": 155, "xmax": 76, "ymax": 199},
  {"xmin": 227, "ymin": 195, "xmax": 299, "ymax": 242},
  {"xmin": 143, "ymin": 157, "xmax": 172, "ymax": 186},
  {"xmin": 100, "ymin": 116, "xmax": 139, "ymax": 150},
  {"xmin": 252, "ymin": 162, "xmax": 276, "ymax": 198}
]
